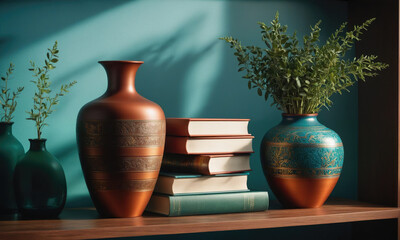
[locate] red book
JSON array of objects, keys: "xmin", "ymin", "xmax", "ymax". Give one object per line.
[
  {"xmin": 165, "ymin": 136, "xmax": 254, "ymax": 155},
  {"xmin": 166, "ymin": 118, "xmax": 250, "ymax": 137}
]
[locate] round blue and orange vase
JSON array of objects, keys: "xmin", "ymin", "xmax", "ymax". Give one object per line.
[{"xmin": 261, "ymin": 113, "xmax": 344, "ymax": 208}]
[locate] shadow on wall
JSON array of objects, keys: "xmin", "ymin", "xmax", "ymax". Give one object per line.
[
  {"xmin": 125, "ymin": 12, "xmax": 218, "ymax": 117},
  {"xmin": 65, "ymin": 13, "xmax": 221, "ymax": 206},
  {"xmin": 0, "ymin": 0, "xmax": 128, "ymax": 56},
  {"xmin": 1, "ymin": 0, "xmax": 357, "ymax": 212},
  {"xmin": 58, "ymin": 10, "xmax": 226, "ymax": 207}
]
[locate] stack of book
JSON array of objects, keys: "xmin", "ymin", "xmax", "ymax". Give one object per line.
[{"xmin": 146, "ymin": 118, "xmax": 269, "ymax": 216}]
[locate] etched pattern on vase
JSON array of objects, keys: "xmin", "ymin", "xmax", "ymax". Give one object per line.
[
  {"xmin": 263, "ymin": 118, "xmax": 344, "ymax": 178},
  {"xmin": 81, "ymin": 120, "xmax": 165, "ymax": 148}
]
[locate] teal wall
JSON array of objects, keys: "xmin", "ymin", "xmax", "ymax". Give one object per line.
[{"xmin": 1, "ymin": 0, "xmax": 357, "ymax": 238}]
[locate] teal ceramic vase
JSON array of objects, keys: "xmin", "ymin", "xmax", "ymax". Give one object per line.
[
  {"xmin": 261, "ymin": 114, "xmax": 344, "ymax": 208},
  {"xmin": 14, "ymin": 139, "xmax": 67, "ymax": 218},
  {"xmin": 0, "ymin": 122, "xmax": 25, "ymax": 214}
]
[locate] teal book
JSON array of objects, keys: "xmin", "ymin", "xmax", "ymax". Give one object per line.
[
  {"xmin": 145, "ymin": 191, "xmax": 269, "ymax": 217},
  {"xmin": 154, "ymin": 172, "xmax": 250, "ymax": 195}
]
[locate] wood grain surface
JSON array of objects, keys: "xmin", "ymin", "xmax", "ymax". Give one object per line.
[{"xmin": 0, "ymin": 199, "xmax": 398, "ymax": 240}]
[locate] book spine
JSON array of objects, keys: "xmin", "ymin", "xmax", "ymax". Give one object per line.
[
  {"xmin": 161, "ymin": 155, "xmax": 210, "ymax": 175},
  {"xmin": 166, "ymin": 119, "xmax": 190, "ymax": 136},
  {"xmin": 168, "ymin": 192, "xmax": 269, "ymax": 217},
  {"xmin": 164, "ymin": 137, "xmax": 189, "ymax": 154}
]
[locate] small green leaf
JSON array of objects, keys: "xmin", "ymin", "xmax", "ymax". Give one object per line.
[{"xmin": 295, "ymin": 78, "xmax": 301, "ymax": 88}]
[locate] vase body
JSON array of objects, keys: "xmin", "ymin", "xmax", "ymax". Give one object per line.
[
  {"xmin": 261, "ymin": 114, "xmax": 344, "ymax": 208},
  {"xmin": 76, "ymin": 61, "xmax": 166, "ymax": 218},
  {"xmin": 14, "ymin": 139, "xmax": 67, "ymax": 218},
  {"xmin": 0, "ymin": 123, "xmax": 25, "ymax": 214}
]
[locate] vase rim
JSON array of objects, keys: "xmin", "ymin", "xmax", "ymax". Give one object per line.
[
  {"xmin": 29, "ymin": 138, "xmax": 47, "ymax": 142},
  {"xmin": 98, "ymin": 60, "xmax": 144, "ymax": 64},
  {"xmin": 0, "ymin": 121, "xmax": 14, "ymax": 125},
  {"xmin": 282, "ymin": 113, "xmax": 318, "ymax": 117}
]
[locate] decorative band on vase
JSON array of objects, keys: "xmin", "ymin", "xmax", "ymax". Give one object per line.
[
  {"xmin": 82, "ymin": 147, "xmax": 164, "ymax": 156},
  {"xmin": 85, "ymin": 171, "xmax": 160, "ymax": 180},
  {"xmin": 82, "ymin": 120, "xmax": 165, "ymax": 136},
  {"xmin": 79, "ymin": 120, "xmax": 166, "ymax": 148},
  {"xmin": 266, "ymin": 147, "xmax": 344, "ymax": 168},
  {"xmin": 88, "ymin": 179, "xmax": 157, "ymax": 192},
  {"xmin": 83, "ymin": 135, "xmax": 165, "ymax": 148},
  {"xmin": 265, "ymin": 141, "xmax": 343, "ymax": 148},
  {"xmin": 82, "ymin": 155, "xmax": 162, "ymax": 172},
  {"xmin": 266, "ymin": 167, "xmax": 342, "ymax": 178},
  {"xmin": 277, "ymin": 125, "xmax": 326, "ymax": 129}
]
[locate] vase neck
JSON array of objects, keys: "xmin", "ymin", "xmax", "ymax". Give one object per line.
[
  {"xmin": 0, "ymin": 122, "xmax": 13, "ymax": 136},
  {"xmin": 281, "ymin": 114, "xmax": 319, "ymax": 125},
  {"xmin": 99, "ymin": 61, "xmax": 143, "ymax": 94},
  {"xmin": 29, "ymin": 139, "xmax": 47, "ymax": 151}
]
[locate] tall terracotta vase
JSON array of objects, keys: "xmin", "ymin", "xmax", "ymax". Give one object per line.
[{"xmin": 76, "ymin": 61, "xmax": 166, "ymax": 218}]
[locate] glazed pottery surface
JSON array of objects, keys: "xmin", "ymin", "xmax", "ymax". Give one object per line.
[
  {"xmin": 0, "ymin": 122, "xmax": 25, "ymax": 214},
  {"xmin": 261, "ymin": 114, "xmax": 344, "ymax": 208},
  {"xmin": 76, "ymin": 61, "xmax": 166, "ymax": 218},
  {"xmin": 14, "ymin": 139, "xmax": 67, "ymax": 218}
]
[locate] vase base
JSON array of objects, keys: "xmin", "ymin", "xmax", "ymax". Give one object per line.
[
  {"xmin": 92, "ymin": 190, "xmax": 153, "ymax": 218},
  {"xmin": 18, "ymin": 207, "xmax": 63, "ymax": 219},
  {"xmin": 268, "ymin": 176, "xmax": 339, "ymax": 208}
]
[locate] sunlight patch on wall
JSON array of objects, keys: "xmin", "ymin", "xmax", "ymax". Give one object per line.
[{"xmin": 0, "ymin": 0, "xmax": 228, "ymax": 202}]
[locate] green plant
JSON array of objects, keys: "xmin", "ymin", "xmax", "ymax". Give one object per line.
[
  {"xmin": 0, "ymin": 63, "xmax": 24, "ymax": 122},
  {"xmin": 27, "ymin": 41, "xmax": 77, "ymax": 139},
  {"xmin": 220, "ymin": 12, "xmax": 388, "ymax": 114}
]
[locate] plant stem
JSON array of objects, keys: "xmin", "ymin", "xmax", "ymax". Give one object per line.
[{"xmin": 36, "ymin": 59, "xmax": 51, "ymax": 140}]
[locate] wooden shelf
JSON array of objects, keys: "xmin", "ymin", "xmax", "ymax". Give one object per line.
[
  {"xmin": 0, "ymin": 1, "xmax": 397, "ymax": 239},
  {"xmin": 0, "ymin": 199, "xmax": 398, "ymax": 240}
]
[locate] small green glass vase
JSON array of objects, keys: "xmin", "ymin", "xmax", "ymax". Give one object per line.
[
  {"xmin": 0, "ymin": 122, "xmax": 25, "ymax": 215},
  {"xmin": 14, "ymin": 139, "xmax": 67, "ymax": 218}
]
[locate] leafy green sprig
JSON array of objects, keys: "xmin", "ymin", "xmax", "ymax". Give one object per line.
[
  {"xmin": 220, "ymin": 12, "xmax": 388, "ymax": 114},
  {"xmin": 0, "ymin": 63, "xmax": 24, "ymax": 122},
  {"xmin": 27, "ymin": 41, "xmax": 77, "ymax": 139}
]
